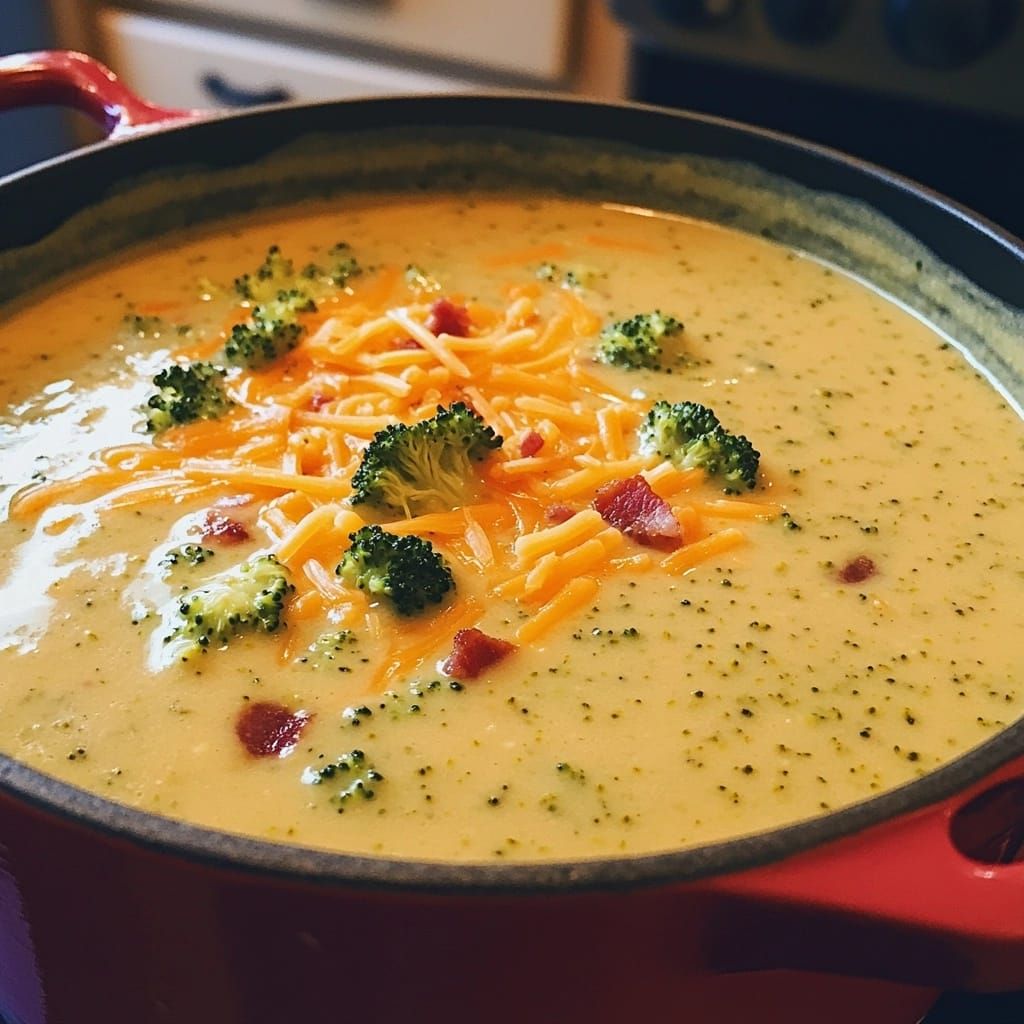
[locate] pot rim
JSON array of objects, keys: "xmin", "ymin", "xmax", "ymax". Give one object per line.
[
  {"xmin": 1, "ymin": 91, "xmax": 1022, "ymax": 893},
  {"xmin": 3, "ymin": 90, "xmax": 1022, "ymax": 254}
]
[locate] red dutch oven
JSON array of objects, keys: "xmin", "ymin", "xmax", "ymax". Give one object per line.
[{"xmin": 0, "ymin": 51, "xmax": 1022, "ymax": 1024}]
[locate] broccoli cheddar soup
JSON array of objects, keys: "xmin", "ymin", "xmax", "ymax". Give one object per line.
[{"xmin": 0, "ymin": 194, "xmax": 1021, "ymax": 863}]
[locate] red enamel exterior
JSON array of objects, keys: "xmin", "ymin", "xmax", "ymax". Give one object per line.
[
  {"xmin": 709, "ymin": 755, "xmax": 1024, "ymax": 987},
  {"xmin": 0, "ymin": 51, "xmax": 1022, "ymax": 1024},
  {"xmin": 0, "ymin": 787, "xmax": 939, "ymax": 1024}
]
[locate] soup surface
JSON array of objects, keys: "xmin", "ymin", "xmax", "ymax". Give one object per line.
[{"xmin": 0, "ymin": 195, "xmax": 1021, "ymax": 862}]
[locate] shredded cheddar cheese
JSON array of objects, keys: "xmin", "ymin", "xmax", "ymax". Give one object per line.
[{"xmin": 10, "ymin": 262, "xmax": 779, "ymax": 687}]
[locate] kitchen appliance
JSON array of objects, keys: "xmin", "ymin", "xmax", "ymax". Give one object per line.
[
  {"xmin": 0, "ymin": 49, "xmax": 1022, "ymax": 1024},
  {"xmin": 611, "ymin": 0, "xmax": 1024, "ymax": 236}
]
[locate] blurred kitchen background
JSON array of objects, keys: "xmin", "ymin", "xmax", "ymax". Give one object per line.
[
  {"xmin": 0, "ymin": 0, "xmax": 625, "ymax": 176},
  {"xmin": 1, "ymin": 0, "xmax": 1022, "ymax": 233}
]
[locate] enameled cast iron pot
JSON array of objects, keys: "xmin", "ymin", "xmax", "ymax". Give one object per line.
[{"xmin": 0, "ymin": 51, "xmax": 1022, "ymax": 1024}]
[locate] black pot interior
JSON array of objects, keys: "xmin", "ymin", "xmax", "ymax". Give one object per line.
[{"xmin": 0, "ymin": 95, "xmax": 1021, "ymax": 891}]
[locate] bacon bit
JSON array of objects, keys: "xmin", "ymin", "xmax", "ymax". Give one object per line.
[
  {"xmin": 546, "ymin": 504, "xmax": 576, "ymax": 524},
  {"xmin": 308, "ymin": 391, "xmax": 333, "ymax": 411},
  {"xmin": 839, "ymin": 556, "xmax": 877, "ymax": 584},
  {"xmin": 519, "ymin": 430, "xmax": 545, "ymax": 457},
  {"xmin": 426, "ymin": 298, "xmax": 472, "ymax": 337},
  {"xmin": 441, "ymin": 628, "xmax": 517, "ymax": 680},
  {"xmin": 235, "ymin": 702, "xmax": 311, "ymax": 758},
  {"xmin": 392, "ymin": 337, "xmax": 422, "ymax": 350},
  {"xmin": 201, "ymin": 509, "xmax": 250, "ymax": 544},
  {"xmin": 593, "ymin": 475, "xmax": 682, "ymax": 552}
]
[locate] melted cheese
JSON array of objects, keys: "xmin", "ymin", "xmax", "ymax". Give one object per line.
[{"xmin": 0, "ymin": 194, "xmax": 1021, "ymax": 862}]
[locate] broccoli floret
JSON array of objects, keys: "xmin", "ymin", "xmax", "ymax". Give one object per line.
[
  {"xmin": 638, "ymin": 400, "xmax": 760, "ymax": 491},
  {"xmin": 234, "ymin": 245, "xmax": 295, "ymax": 303},
  {"xmin": 237, "ymin": 243, "xmax": 360, "ymax": 310},
  {"xmin": 121, "ymin": 314, "xmax": 193, "ymax": 342},
  {"xmin": 257, "ymin": 288, "xmax": 317, "ymax": 322},
  {"xmin": 298, "ymin": 630, "xmax": 358, "ymax": 670},
  {"xmin": 223, "ymin": 286, "xmax": 317, "ymax": 368},
  {"xmin": 536, "ymin": 262, "xmax": 600, "ymax": 290},
  {"xmin": 303, "ymin": 242, "xmax": 362, "ymax": 290},
  {"xmin": 162, "ymin": 554, "xmax": 293, "ymax": 660},
  {"xmin": 322, "ymin": 242, "xmax": 362, "ymax": 287},
  {"xmin": 124, "ymin": 313, "xmax": 167, "ymax": 338},
  {"xmin": 301, "ymin": 748, "xmax": 384, "ymax": 808},
  {"xmin": 144, "ymin": 362, "xmax": 234, "ymax": 434},
  {"xmin": 224, "ymin": 313, "xmax": 303, "ymax": 368},
  {"xmin": 159, "ymin": 543, "xmax": 214, "ymax": 572},
  {"xmin": 351, "ymin": 402, "xmax": 503, "ymax": 516},
  {"xmin": 336, "ymin": 525, "xmax": 454, "ymax": 616},
  {"xmin": 595, "ymin": 311, "xmax": 682, "ymax": 371}
]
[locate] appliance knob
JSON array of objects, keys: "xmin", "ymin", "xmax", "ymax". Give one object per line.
[
  {"xmin": 762, "ymin": 0, "xmax": 850, "ymax": 43},
  {"xmin": 651, "ymin": 0, "xmax": 741, "ymax": 27},
  {"xmin": 886, "ymin": 0, "xmax": 1019, "ymax": 68}
]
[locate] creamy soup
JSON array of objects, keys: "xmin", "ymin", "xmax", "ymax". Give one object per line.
[{"xmin": 0, "ymin": 195, "xmax": 1021, "ymax": 862}]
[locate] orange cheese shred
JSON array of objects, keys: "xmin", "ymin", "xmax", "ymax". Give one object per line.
[
  {"xmin": 661, "ymin": 528, "xmax": 747, "ymax": 574},
  {"xmin": 695, "ymin": 499, "xmax": 782, "ymax": 521},
  {"xmin": 19, "ymin": 258, "xmax": 782, "ymax": 693},
  {"xmin": 371, "ymin": 597, "xmax": 483, "ymax": 691},
  {"xmin": 515, "ymin": 576, "xmax": 600, "ymax": 644}
]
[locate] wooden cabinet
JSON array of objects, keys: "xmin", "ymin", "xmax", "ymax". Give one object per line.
[{"xmin": 97, "ymin": 8, "xmax": 476, "ymax": 110}]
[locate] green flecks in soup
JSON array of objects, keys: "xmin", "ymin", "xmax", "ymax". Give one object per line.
[{"xmin": 0, "ymin": 194, "xmax": 1021, "ymax": 862}]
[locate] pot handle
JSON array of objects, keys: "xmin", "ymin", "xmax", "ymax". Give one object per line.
[
  {"xmin": 706, "ymin": 754, "xmax": 1024, "ymax": 990},
  {"xmin": 0, "ymin": 50, "xmax": 196, "ymax": 139}
]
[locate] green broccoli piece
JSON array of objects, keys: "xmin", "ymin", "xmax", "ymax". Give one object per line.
[
  {"xmin": 224, "ymin": 311, "xmax": 305, "ymax": 368},
  {"xmin": 351, "ymin": 402, "xmax": 503, "ymax": 516},
  {"xmin": 224, "ymin": 283, "xmax": 318, "ymax": 368},
  {"xmin": 336, "ymin": 525, "xmax": 454, "ymax": 616},
  {"xmin": 257, "ymin": 288, "xmax": 317, "ymax": 322},
  {"xmin": 638, "ymin": 400, "xmax": 760, "ymax": 491},
  {"xmin": 144, "ymin": 362, "xmax": 234, "ymax": 434},
  {"xmin": 298, "ymin": 630, "xmax": 358, "ymax": 671},
  {"xmin": 159, "ymin": 544, "xmax": 215, "ymax": 573},
  {"xmin": 237, "ymin": 243, "xmax": 360, "ymax": 311},
  {"xmin": 536, "ymin": 262, "xmax": 600, "ymax": 290},
  {"xmin": 124, "ymin": 313, "xmax": 167, "ymax": 338},
  {"xmin": 162, "ymin": 554, "xmax": 293, "ymax": 660},
  {"xmin": 303, "ymin": 242, "xmax": 362, "ymax": 290},
  {"xmin": 595, "ymin": 311, "xmax": 682, "ymax": 371},
  {"xmin": 228, "ymin": 249, "xmax": 341, "ymax": 369},
  {"xmin": 234, "ymin": 245, "xmax": 296, "ymax": 303},
  {"xmin": 121, "ymin": 314, "xmax": 193, "ymax": 341},
  {"xmin": 323, "ymin": 242, "xmax": 362, "ymax": 287},
  {"xmin": 301, "ymin": 748, "xmax": 384, "ymax": 809}
]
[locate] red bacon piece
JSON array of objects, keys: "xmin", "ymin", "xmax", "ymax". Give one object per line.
[
  {"xmin": 592, "ymin": 475, "xmax": 682, "ymax": 552},
  {"xmin": 441, "ymin": 628, "xmax": 517, "ymax": 680},
  {"xmin": 235, "ymin": 702, "xmax": 311, "ymax": 758},
  {"xmin": 520, "ymin": 430, "xmax": 545, "ymax": 457},
  {"xmin": 392, "ymin": 337, "xmax": 423, "ymax": 350},
  {"xmin": 308, "ymin": 391, "xmax": 333, "ymax": 411},
  {"xmin": 545, "ymin": 504, "xmax": 576, "ymax": 524},
  {"xmin": 426, "ymin": 298, "xmax": 472, "ymax": 338},
  {"xmin": 200, "ymin": 509, "xmax": 250, "ymax": 545},
  {"xmin": 838, "ymin": 556, "xmax": 877, "ymax": 584}
]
